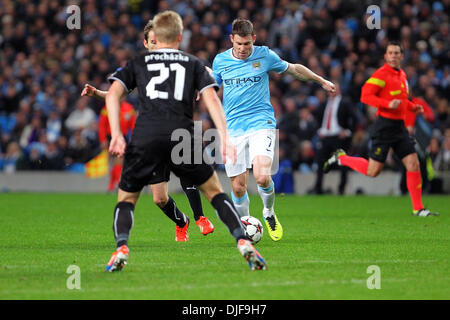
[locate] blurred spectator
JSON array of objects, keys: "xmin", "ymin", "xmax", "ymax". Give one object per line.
[
  {"xmin": 434, "ymin": 129, "xmax": 450, "ymax": 171},
  {"xmin": 64, "ymin": 97, "xmax": 96, "ymax": 133},
  {"xmin": 272, "ymin": 148, "xmax": 294, "ymax": 194},
  {"xmin": 350, "ymin": 127, "xmax": 370, "ymax": 158},
  {"xmin": 46, "ymin": 110, "xmax": 62, "ymax": 143},
  {"xmin": 66, "ymin": 129, "xmax": 95, "ymax": 164},
  {"xmin": 298, "ymin": 107, "xmax": 318, "ymax": 142},
  {"xmin": 3, "ymin": 141, "xmax": 26, "ymax": 173},
  {"xmin": 19, "ymin": 115, "xmax": 43, "ymax": 149},
  {"xmin": 42, "ymin": 141, "xmax": 65, "ymax": 170},
  {"xmin": 310, "ymin": 84, "xmax": 358, "ymax": 194},
  {"xmin": 277, "ymin": 97, "xmax": 301, "ymax": 167},
  {"xmin": 26, "ymin": 145, "xmax": 46, "ymax": 170},
  {"xmin": 298, "ymin": 140, "xmax": 315, "ymax": 173}
]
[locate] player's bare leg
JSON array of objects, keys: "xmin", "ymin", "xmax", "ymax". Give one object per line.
[
  {"xmin": 253, "ymin": 155, "xmax": 282, "ymax": 241},
  {"xmin": 198, "ymin": 172, "xmax": 267, "ymax": 270},
  {"xmin": 230, "ymin": 171, "xmax": 250, "ymax": 217},
  {"xmin": 366, "ymin": 158, "xmax": 384, "ymax": 177},
  {"xmin": 150, "ymin": 182, "xmax": 169, "ymax": 207}
]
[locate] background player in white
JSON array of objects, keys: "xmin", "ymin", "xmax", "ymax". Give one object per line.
[{"xmin": 212, "ymin": 18, "xmax": 336, "ymax": 241}]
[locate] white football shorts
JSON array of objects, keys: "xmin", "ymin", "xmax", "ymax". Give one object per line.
[{"xmin": 225, "ymin": 129, "xmax": 276, "ymax": 177}]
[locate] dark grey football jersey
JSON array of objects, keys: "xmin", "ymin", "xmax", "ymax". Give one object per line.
[{"xmin": 108, "ymin": 49, "xmax": 217, "ymax": 137}]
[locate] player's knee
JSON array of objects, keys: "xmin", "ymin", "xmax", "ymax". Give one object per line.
[
  {"xmin": 406, "ymin": 159, "xmax": 420, "ymax": 172},
  {"xmin": 232, "ymin": 181, "xmax": 247, "ymax": 198},
  {"xmin": 407, "ymin": 163, "xmax": 420, "ymax": 172},
  {"xmin": 231, "ymin": 179, "xmax": 247, "ymax": 198},
  {"xmin": 117, "ymin": 193, "xmax": 138, "ymax": 206},
  {"xmin": 255, "ymin": 175, "xmax": 271, "ymax": 188},
  {"xmin": 253, "ymin": 166, "xmax": 272, "ymax": 185},
  {"xmin": 197, "ymin": 172, "xmax": 223, "ymax": 202},
  {"xmin": 200, "ymin": 184, "xmax": 222, "ymax": 203},
  {"xmin": 153, "ymin": 195, "xmax": 169, "ymax": 208}
]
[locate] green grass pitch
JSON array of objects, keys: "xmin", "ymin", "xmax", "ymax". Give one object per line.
[{"xmin": 0, "ymin": 192, "xmax": 448, "ymax": 300}]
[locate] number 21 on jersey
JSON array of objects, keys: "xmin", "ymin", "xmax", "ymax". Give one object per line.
[{"xmin": 145, "ymin": 61, "xmax": 185, "ymax": 101}]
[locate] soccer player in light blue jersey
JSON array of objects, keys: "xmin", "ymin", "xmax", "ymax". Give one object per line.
[{"xmin": 212, "ymin": 18, "xmax": 336, "ymax": 241}]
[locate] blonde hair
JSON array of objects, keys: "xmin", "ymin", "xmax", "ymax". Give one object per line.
[{"xmin": 152, "ymin": 10, "xmax": 183, "ymax": 43}]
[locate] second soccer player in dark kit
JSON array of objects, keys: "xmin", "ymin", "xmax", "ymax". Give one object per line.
[
  {"xmin": 105, "ymin": 11, "xmax": 267, "ymax": 272},
  {"xmin": 81, "ymin": 20, "xmax": 215, "ymax": 239}
]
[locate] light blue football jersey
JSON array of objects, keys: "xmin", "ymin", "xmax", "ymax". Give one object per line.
[{"xmin": 212, "ymin": 46, "xmax": 288, "ymax": 136}]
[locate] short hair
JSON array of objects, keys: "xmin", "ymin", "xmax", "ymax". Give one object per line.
[
  {"xmin": 231, "ymin": 18, "xmax": 254, "ymax": 37},
  {"xmin": 152, "ymin": 10, "xmax": 183, "ymax": 43},
  {"xmin": 143, "ymin": 19, "xmax": 153, "ymax": 42},
  {"xmin": 386, "ymin": 40, "xmax": 403, "ymax": 53}
]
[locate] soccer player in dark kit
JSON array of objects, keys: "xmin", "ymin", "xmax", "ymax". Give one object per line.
[
  {"xmin": 324, "ymin": 41, "xmax": 439, "ymax": 217},
  {"xmin": 82, "ymin": 20, "xmax": 215, "ymax": 239},
  {"xmin": 104, "ymin": 11, "xmax": 267, "ymax": 272}
]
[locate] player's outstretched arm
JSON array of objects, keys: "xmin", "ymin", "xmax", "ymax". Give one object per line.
[
  {"xmin": 285, "ymin": 63, "xmax": 336, "ymax": 93},
  {"xmin": 201, "ymin": 87, "xmax": 236, "ymax": 164},
  {"xmin": 105, "ymin": 81, "xmax": 127, "ymax": 157},
  {"xmin": 81, "ymin": 84, "xmax": 108, "ymax": 101}
]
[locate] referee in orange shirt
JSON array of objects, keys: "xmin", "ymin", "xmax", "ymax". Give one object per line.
[
  {"xmin": 324, "ymin": 41, "xmax": 438, "ymax": 217},
  {"xmin": 98, "ymin": 101, "xmax": 136, "ymax": 191}
]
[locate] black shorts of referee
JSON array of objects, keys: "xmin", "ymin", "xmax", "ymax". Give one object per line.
[{"xmin": 369, "ymin": 116, "xmax": 416, "ymax": 163}]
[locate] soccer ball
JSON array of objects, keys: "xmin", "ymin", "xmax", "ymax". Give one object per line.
[{"xmin": 240, "ymin": 215, "xmax": 263, "ymax": 244}]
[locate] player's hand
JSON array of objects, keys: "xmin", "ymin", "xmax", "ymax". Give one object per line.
[
  {"xmin": 411, "ymin": 104, "xmax": 424, "ymax": 114},
  {"xmin": 388, "ymin": 99, "xmax": 401, "ymax": 109},
  {"xmin": 108, "ymin": 135, "xmax": 127, "ymax": 158},
  {"xmin": 321, "ymin": 79, "xmax": 336, "ymax": 93},
  {"xmin": 222, "ymin": 135, "xmax": 237, "ymax": 164},
  {"xmin": 81, "ymin": 84, "xmax": 96, "ymax": 97},
  {"xmin": 195, "ymin": 91, "xmax": 201, "ymax": 101}
]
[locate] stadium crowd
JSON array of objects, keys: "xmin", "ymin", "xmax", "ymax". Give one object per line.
[{"xmin": 0, "ymin": 0, "xmax": 448, "ymax": 193}]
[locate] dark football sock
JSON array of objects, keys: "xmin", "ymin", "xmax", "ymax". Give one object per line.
[
  {"xmin": 211, "ymin": 193, "xmax": 246, "ymax": 242},
  {"xmin": 113, "ymin": 201, "xmax": 135, "ymax": 248},
  {"xmin": 180, "ymin": 179, "xmax": 204, "ymax": 221},
  {"xmin": 160, "ymin": 196, "xmax": 188, "ymax": 228}
]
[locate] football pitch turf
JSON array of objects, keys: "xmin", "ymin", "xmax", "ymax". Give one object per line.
[{"xmin": 0, "ymin": 192, "xmax": 448, "ymax": 300}]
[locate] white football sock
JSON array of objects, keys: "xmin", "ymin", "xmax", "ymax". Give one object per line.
[
  {"xmin": 258, "ymin": 180, "xmax": 275, "ymax": 219},
  {"xmin": 231, "ymin": 191, "xmax": 250, "ymax": 217}
]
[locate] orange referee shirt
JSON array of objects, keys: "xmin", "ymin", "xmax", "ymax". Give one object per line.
[
  {"xmin": 98, "ymin": 101, "xmax": 136, "ymax": 144},
  {"xmin": 361, "ymin": 63, "xmax": 416, "ymax": 120}
]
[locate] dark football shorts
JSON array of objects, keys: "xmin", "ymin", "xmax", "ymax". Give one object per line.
[
  {"xmin": 369, "ymin": 116, "xmax": 416, "ymax": 163},
  {"xmin": 118, "ymin": 136, "xmax": 214, "ymax": 193}
]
